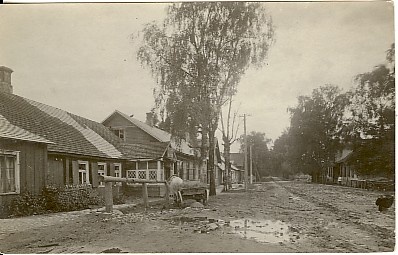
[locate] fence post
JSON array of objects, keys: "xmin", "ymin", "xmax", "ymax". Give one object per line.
[
  {"xmin": 105, "ymin": 182, "xmax": 113, "ymax": 213},
  {"xmin": 142, "ymin": 182, "xmax": 149, "ymax": 208},
  {"xmin": 164, "ymin": 182, "xmax": 170, "ymax": 209}
]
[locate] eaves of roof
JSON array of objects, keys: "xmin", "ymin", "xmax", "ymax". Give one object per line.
[{"xmin": 119, "ymin": 142, "xmax": 168, "ymax": 160}]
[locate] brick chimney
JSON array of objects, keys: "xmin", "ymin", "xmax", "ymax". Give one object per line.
[
  {"xmin": 146, "ymin": 112, "xmax": 155, "ymax": 127},
  {"xmin": 0, "ymin": 66, "xmax": 13, "ymax": 94}
]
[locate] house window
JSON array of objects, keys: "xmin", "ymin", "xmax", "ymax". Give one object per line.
[
  {"xmin": 188, "ymin": 161, "xmax": 194, "ymax": 180},
  {"xmin": 129, "ymin": 162, "xmax": 137, "ymax": 170},
  {"xmin": 98, "ymin": 162, "xmax": 107, "ymax": 187},
  {"xmin": 112, "ymin": 129, "xmax": 125, "ymax": 140},
  {"xmin": 114, "ymin": 163, "xmax": 122, "ymax": 186},
  {"xmin": 0, "ymin": 151, "xmax": 20, "ymax": 194},
  {"xmin": 138, "ymin": 161, "xmax": 147, "ymax": 170},
  {"xmin": 114, "ymin": 163, "xmax": 121, "ymax": 177},
  {"xmin": 78, "ymin": 161, "xmax": 90, "ymax": 185},
  {"xmin": 148, "ymin": 161, "xmax": 157, "ymax": 169}
]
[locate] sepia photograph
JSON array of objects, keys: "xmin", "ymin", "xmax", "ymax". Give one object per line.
[{"xmin": 0, "ymin": 1, "xmax": 395, "ymax": 253}]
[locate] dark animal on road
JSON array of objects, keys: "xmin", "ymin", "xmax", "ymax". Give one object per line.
[{"xmin": 375, "ymin": 195, "xmax": 394, "ymax": 212}]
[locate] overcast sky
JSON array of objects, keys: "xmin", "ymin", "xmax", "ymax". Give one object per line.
[{"xmin": 0, "ymin": 2, "xmax": 394, "ymax": 152}]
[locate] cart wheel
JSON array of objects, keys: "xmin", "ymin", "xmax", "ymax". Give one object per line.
[{"xmin": 202, "ymin": 189, "xmax": 209, "ymax": 205}]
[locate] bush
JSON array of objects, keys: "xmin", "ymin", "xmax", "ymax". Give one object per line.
[
  {"xmin": 8, "ymin": 191, "xmax": 46, "ymax": 217},
  {"xmin": 8, "ymin": 185, "xmax": 104, "ymax": 217}
]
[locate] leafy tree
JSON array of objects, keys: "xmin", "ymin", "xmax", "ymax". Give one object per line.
[
  {"xmin": 136, "ymin": 2, "xmax": 275, "ymax": 195},
  {"xmin": 239, "ymin": 131, "xmax": 272, "ymax": 179},
  {"xmin": 287, "ymin": 85, "xmax": 348, "ymax": 182},
  {"xmin": 344, "ymin": 44, "xmax": 395, "ymax": 178},
  {"xmin": 271, "ymin": 130, "xmax": 294, "ymax": 178}
]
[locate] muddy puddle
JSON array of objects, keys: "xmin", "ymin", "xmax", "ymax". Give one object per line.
[
  {"xmin": 169, "ymin": 216, "xmax": 303, "ymax": 243},
  {"xmin": 227, "ymin": 219, "xmax": 297, "ymax": 243}
]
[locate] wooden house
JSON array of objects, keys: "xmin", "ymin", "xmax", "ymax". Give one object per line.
[
  {"xmin": 102, "ymin": 110, "xmax": 205, "ymax": 196},
  {"xmin": 0, "ymin": 66, "xmax": 126, "ymax": 216},
  {"xmin": 325, "ymin": 149, "xmax": 359, "ymax": 186},
  {"xmin": 218, "ymin": 155, "xmax": 241, "ymax": 185}
]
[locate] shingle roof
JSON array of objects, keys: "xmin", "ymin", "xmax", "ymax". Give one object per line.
[
  {"xmin": 0, "ymin": 114, "xmax": 53, "ymax": 144},
  {"xmin": 0, "ymin": 92, "xmax": 123, "ymax": 159},
  {"xmin": 119, "ymin": 142, "xmax": 168, "ymax": 160}
]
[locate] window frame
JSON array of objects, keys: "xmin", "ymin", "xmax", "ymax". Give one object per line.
[
  {"xmin": 97, "ymin": 162, "xmax": 107, "ymax": 187},
  {"xmin": 113, "ymin": 163, "xmax": 122, "ymax": 186},
  {"xmin": 0, "ymin": 150, "xmax": 20, "ymax": 195},
  {"xmin": 78, "ymin": 160, "xmax": 90, "ymax": 185},
  {"xmin": 112, "ymin": 128, "xmax": 125, "ymax": 141}
]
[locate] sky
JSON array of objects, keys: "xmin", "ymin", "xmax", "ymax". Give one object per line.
[{"xmin": 0, "ymin": 2, "xmax": 394, "ymax": 152}]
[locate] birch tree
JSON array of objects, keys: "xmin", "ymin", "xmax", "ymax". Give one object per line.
[{"xmin": 136, "ymin": 2, "xmax": 274, "ymax": 195}]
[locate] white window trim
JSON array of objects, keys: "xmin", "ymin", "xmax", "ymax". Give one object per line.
[
  {"xmin": 78, "ymin": 160, "xmax": 90, "ymax": 185},
  {"xmin": 0, "ymin": 150, "xmax": 20, "ymax": 195},
  {"xmin": 114, "ymin": 163, "xmax": 122, "ymax": 186},
  {"xmin": 97, "ymin": 162, "xmax": 107, "ymax": 187}
]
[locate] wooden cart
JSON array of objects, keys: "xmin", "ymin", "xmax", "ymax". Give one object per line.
[{"xmin": 175, "ymin": 186, "xmax": 209, "ymax": 207}]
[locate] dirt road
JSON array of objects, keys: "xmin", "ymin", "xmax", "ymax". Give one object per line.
[{"xmin": 0, "ymin": 181, "xmax": 395, "ymax": 253}]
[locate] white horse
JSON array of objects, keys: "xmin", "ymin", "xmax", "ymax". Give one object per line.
[{"xmin": 167, "ymin": 175, "xmax": 183, "ymax": 207}]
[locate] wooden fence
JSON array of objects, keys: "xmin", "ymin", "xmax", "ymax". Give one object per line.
[{"xmin": 98, "ymin": 176, "xmax": 170, "ymax": 213}]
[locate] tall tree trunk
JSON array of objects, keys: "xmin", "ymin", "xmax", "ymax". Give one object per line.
[
  {"xmin": 223, "ymin": 137, "xmax": 231, "ymax": 191},
  {"xmin": 200, "ymin": 128, "xmax": 209, "ymax": 183},
  {"xmin": 208, "ymin": 128, "xmax": 216, "ymax": 196}
]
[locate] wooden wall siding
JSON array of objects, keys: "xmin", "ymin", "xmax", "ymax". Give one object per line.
[
  {"xmin": 125, "ymin": 126, "xmax": 158, "ymax": 144},
  {"xmin": 91, "ymin": 162, "xmax": 98, "ymax": 188},
  {"xmin": 103, "ymin": 113, "xmax": 132, "ymax": 128},
  {"xmin": 47, "ymin": 157, "xmax": 64, "ymax": 187},
  {"xmin": 65, "ymin": 159, "xmax": 70, "ymax": 185},
  {"xmin": 109, "ymin": 163, "xmax": 115, "ymax": 177},
  {"xmin": 0, "ymin": 139, "xmax": 47, "ymax": 195},
  {"xmin": 72, "ymin": 160, "xmax": 79, "ymax": 185},
  {"xmin": 64, "ymin": 159, "xmax": 124, "ymax": 187},
  {"xmin": 123, "ymin": 184, "xmax": 166, "ymax": 198},
  {"xmin": 103, "ymin": 114, "xmax": 159, "ymax": 144}
]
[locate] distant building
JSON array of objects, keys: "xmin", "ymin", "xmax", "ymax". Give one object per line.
[{"xmin": 230, "ymin": 153, "xmax": 245, "ymax": 183}]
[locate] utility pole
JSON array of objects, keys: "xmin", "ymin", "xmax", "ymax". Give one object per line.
[
  {"xmin": 240, "ymin": 113, "xmax": 250, "ymax": 191},
  {"xmin": 250, "ymin": 144, "xmax": 253, "ymax": 184}
]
